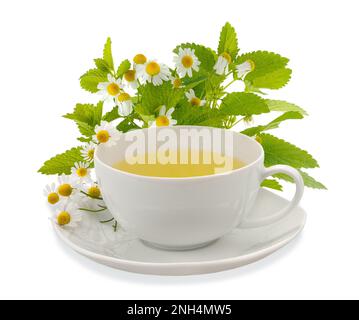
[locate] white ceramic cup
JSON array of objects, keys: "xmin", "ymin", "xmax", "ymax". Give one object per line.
[{"xmin": 95, "ymin": 126, "xmax": 304, "ymax": 250}]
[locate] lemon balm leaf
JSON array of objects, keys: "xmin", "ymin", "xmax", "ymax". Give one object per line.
[
  {"xmin": 77, "ymin": 137, "xmax": 92, "ymax": 143},
  {"xmin": 103, "ymin": 106, "xmax": 121, "ymax": 122},
  {"xmin": 242, "ymin": 111, "xmax": 303, "ymax": 136},
  {"xmin": 218, "ymin": 22, "xmax": 239, "ymax": 59},
  {"xmin": 298, "ymin": 171, "xmax": 327, "ymax": 189},
  {"xmin": 173, "ymin": 100, "xmax": 225, "ymax": 127},
  {"xmin": 275, "ymin": 170, "xmax": 327, "ymax": 190},
  {"xmin": 141, "ymin": 82, "xmax": 184, "ymax": 114},
  {"xmin": 94, "ymin": 58, "xmax": 111, "ymax": 73},
  {"xmin": 38, "ymin": 147, "xmax": 83, "ymax": 175},
  {"xmin": 116, "ymin": 118, "xmax": 140, "ymax": 133},
  {"xmin": 265, "ymin": 99, "xmax": 308, "ymax": 116},
  {"xmin": 80, "ymin": 68, "xmax": 108, "ymax": 93},
  {"xmin": 251, "ymin": 68, "xmax": 292, "ymax": 89},
  {"xmin": 103, "ymin": 37, "xmax": 114, "ymax": 71},
  {"xmin": 116, "ymin": 59, "xmax": 131, "ymax": 78},
  {"xmin": 64, "ymin": 102, "xmax": 103, "ymax": 126},
  {"xmin": 76, "ymin": 121, "xmax": 95, "ymax": 137},
  {"xmin": 220, "ymin": 92, "xmax": 269, "ymax": 116},
  {"xmin": 238, "ymin": 51, "xmax": 289, "ymax": 76},
  {"xmin": 261, "ymin": 179, "xmax": 283, "ymax": 191},
  {"xmin": 238, "ymin": 51, "xmax": 291, "ymax": 89},
  {"xmin": 64, "ymin": 102, "xmax": 103, "ymax": 138},
  {"xmin": 260, "ymin": 133, "xmax": 319, "ymax": 169}
]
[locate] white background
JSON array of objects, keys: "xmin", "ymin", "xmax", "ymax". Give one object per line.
[{"xmin": 0, "ymin": 0, "xmax": 358, "ymax": 300}]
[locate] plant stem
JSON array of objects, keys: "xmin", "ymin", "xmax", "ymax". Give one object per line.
[
  {"xmin": 222, "ymin": 79, "xmax": 236, "ymax": 91},
  {"xmin": 79, "ymin": 207, "xmax": 107, "ymax": 213},
  {"xmin": 112, "ymin": 220, "xmax": 118, "ymax": 232},
  {"xmin": 100, "ymin": 218, "xmax": 114, "ymax": 224}
]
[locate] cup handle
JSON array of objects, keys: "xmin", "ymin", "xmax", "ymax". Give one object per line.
[{"xmin": 240, "ymin": 165, "xmax": 304, "ymax": 228}]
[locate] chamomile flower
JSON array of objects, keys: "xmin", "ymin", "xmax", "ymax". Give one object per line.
[
  {"xmin": 123, "ymin": 69, "xmax": 138, "ymax": 90},
  {"xmin": 57, "ymin": 175, "xmax": 80, "ymax": 198},
  {"xmin": 43, "ymin": 183, "xmax": 61, "ymax": 206},
  {"xmin": 133, "ymin": 53, "xmax": 147, "ymax": 67},
  {"xmin": 52, "ymin": 203, "xmax": 83, "ymax": 228},
  {"xmin": 173, "ymin": 48, "xmax": 200, "ymax": 78},
  {"xmin": 116, "ymin": 92, "xmax": 134, "ymax": 116},
  {"xmin": 77, "ymin": 182, "xmax": 103, "ymax": 208},
  {"xmin": 136, "ymin": 60, "xmax": 171, "ymax": 86},
  {"xmin": 97, "ymin": 74, "xmax": 124, "ymax": 101},
  {"xmin": 83, "ymin": 183, "xmax": 102, "ymax": 199},
  {"xmin": 170, "ymin": 76, "xmax": 183, "ymax": 89},
  {"xmin": 81, "ymin": 142, "xmax": 96, "ymax": 162},
  {"xmin": 149, "ymin": 105, "xmax": 177, "ymax": 127},
  {"xmin": 93, "ymin": 121, "xmax": 121, "ymax": 147},
  {"xmin": 214, "ymin": 52, "xmax": 232, "ymax": 75},
  {"xmin": 185, "ymin": 89, "xmax": 206, "ymax": 107},
  {"xmin": 71, "ymin": 162, "xmax": 92, "ymax": 183},
  {"xmin": 236, "ymin": 60, "xmax": 255, "ymax": 79}
]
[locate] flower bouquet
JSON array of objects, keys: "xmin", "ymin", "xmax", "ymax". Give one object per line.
[{"xmin": 39, "ymin": 22, "xmax": 325, "ymax": 229}]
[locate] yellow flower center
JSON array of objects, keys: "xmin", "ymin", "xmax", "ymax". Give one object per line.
[
  {"xmin": 190, "ymin": 97, "xmax": 202, "ymax": 106},
  {"xmin": 221, "ymin": 52, "xmax": 232, "ymax": 64},
  {"xmin": 88, "ymin": 186, "xmax": 101, "ymax": 198},
  {"xmin": 124, "ymin": 70, "xmax": 136, "ymax": 82},
  {"xmin": 58, "ymin": 184, "xmax": 73, "ymax": 197},
  {"xmin": 133, "ymin": 54, "xmax": 147, "ymax": 65},
  {"xmin": 146, "ymin": 62, "xmax": 161, "ymax": 76},
  {"xmin": 181, "ymin": 55, "xmax": 194, "ymax": 68},
  {"xmin": 57, "ymin": 211, "xmax": 71, "ymax": 226},
  {"xmin": 118, "ymin": 92, "xmax": 131, "ymax": 102},
  {"xmin": 76, "ymin": 167, "xmax": 88, "ymax": 177},
  {"xmin": 48, "ymin": 192, "xmax": 60, "ymax": 205},
  {"xmin": 96, "ymin": 130, "xmax": 110, "ymax": 143},
  {"xmin": 106, "ymin": 83, "xmax": 121, "ymax": 96},
  {"xmin": 173, "ymin": 78, "xmax": 182, "ymax": 88},
  {"xmin": 87, "ymin": 149, "xmax": 95, "ymax": 160},
  {"xmin": 156, "ymin": 116, "xmax": 170, "ymax": 127}
]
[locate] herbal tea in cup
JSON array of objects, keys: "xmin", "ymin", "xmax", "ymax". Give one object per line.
[{"xmin": 112, "ymin": 149, "xmax": 246, "ymax": 178}]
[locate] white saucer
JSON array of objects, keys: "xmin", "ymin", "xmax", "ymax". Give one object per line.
[{"xmin": 53, "ymin": 189, "xmax": 306, "ymax": 276}]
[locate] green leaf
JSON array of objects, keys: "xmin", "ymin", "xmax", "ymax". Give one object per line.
[
  {"xmin": 237, "ymin": 51, "xmax": 291, "ymax": 89},
  {"xmin": 174, "ymin": 43, "xmax": 217, "ymax": 72},
  {"xmin": 251, "ymin": 68, "xmax": 292, "ymax": 90},
  {"xmin": 218, "ymin": 22, "xmax": 239, "ymax": 59},
  {"xmin": 103, "ymin": 106, "xmax": 121, "ymax": 122},
  {"xmin": 261, "ymin": 133, "xmax": 319, "ymax": 169},
  {"xmin": 38, "ymin": 147, "xmax": 83, "ymax": 175},
  {"xmin": 116, "ymin": 59, "xmax": 131, "ymax": 78},
  {"xmin": 75, "ymin": 121, "xmax": 95, "ymax": 137},
  {"xmin": 220, "ymin": 92, "xmax": 269, "ymax": 117},
  {"xmin": 182, "ymin": 75, "xmax": 207, "ymax": 89},
  {"xmin": 80, "ymin": 68, "xmax": 108, "ymax": 93},
  {"xmin": 63, "ymin": 102, "xmax": 103, "ymax": 127},
  {"xmin": 242, "ymin": 111, "xmax": 303, "ymax": 136},
  {"xmin": 94, "ymin": 58, "xmax": 111, "ymax": 73},
  {"xmin": 103, "ymin": 37, "xmax": 114, "ymax": 71},
  {"xmin": 77, "ymin": 137, "xmax": 92, "ymax": 143},
  {"xmin": 261, "ymin": 179, "xmax": 283, "ymax": 191},
  {"xmin": 141, "ymin": 82, "xmax": 184, "ymax": 114},
  {"xmin": 173, "ymin": 100, "xmax": 225, "ymax": 127},
  {"xmin": 117, "ymin": 118, "xmax": 140, "ymax": 133},
  {"xmin": 275, "ymin": 170, "xmax": 327, "ymax": 190},
  {"xmin": 265, "ymin": 99, "xmax": 308, "ymax": 116}
]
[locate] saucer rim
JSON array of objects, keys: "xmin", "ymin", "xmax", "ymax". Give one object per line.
[{"xmin": 52, "ymin": 208, "xmax": 306, "ymax": 274}]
